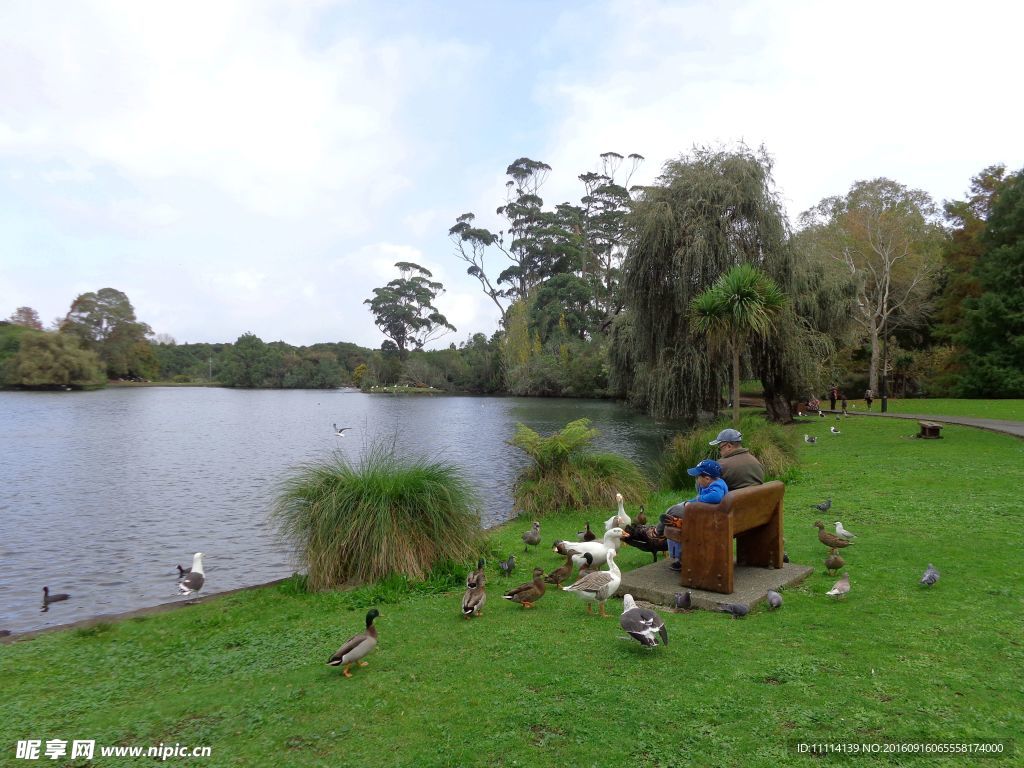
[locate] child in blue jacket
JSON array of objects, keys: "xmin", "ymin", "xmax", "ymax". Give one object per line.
[{"xmin": 656, "ymin": 459, "xmax": 729, "ymax": 571}]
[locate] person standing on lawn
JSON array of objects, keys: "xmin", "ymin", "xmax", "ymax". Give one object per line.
[
  {"xmin": 864, "ymin": 388, "xmax": 874, "ymax": 410},
  {"xmin": 829, "ymin": 385, "xmax": 839, "ymax": 411}
]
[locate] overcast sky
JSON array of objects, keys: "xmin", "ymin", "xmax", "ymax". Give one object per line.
[{"xmin": 2, "ymin": 0, "xmax": 1021, "ymax": 349}]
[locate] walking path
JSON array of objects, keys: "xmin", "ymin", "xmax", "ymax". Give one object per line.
[{"xmin": 832, "ymin": 409, "xmax": 1024, "ymax": 439}]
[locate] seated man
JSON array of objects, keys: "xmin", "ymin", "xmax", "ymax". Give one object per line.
[
  {"xmin": 710, "ymin": 428, "xmax": 764, "ymax": 490},
  {"xmin": 656, "ymin": 459, "xmax": 728, "ymax": 572}
]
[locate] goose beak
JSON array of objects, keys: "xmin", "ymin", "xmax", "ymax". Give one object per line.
[{"xmin": 620, "ymin": 531, "xmax": 630, "ymax": 538}]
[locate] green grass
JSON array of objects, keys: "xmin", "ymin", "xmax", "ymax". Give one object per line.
[
  {"xmin": 876, "ymin": 398, "xmax": 1024, "ymax": 421},
  {"xmin": 2, "ymin": 419, "xmax": 1023, "ymax": 766}
]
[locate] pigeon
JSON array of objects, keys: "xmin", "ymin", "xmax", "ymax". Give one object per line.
[
  {"xmin": 834, "ymin": 521, "xmax": 856, "ymax": 540},
  {"xmin": 327, "ymin": 609, "xmax": 379, "ymax": 677},
  {"xmin": 178, "ymin": 552, "xmax": 205, "ymax": 595},
  {"xmin": 812, "ymin": 498, "xmax": 832, "ymax": 513},
  {"xmin": 830, "ymin": 426, "xmax": 841, "ymax": 434},
  {"xmin": 815, "ymin": 521, "xmax": 852, "ymax": 549},
  {"xmin": 498, "ymin": 553, "xmax": 516, "ymax": 577},
  {"xmin": 673, "ymin": 591, "xmax": 692, "ymax": 611},
  {"xmin": 716, "ymin": 603, "xmax": 749, "ymax": 618},
  {"xmin": 620, "ymin": 594, "xmax": 669, "ymax": 647},
  {"xmin": 825, "ymin": 549, "xmax": 845, "ymax": 575},
  {"xmin": 766, "ymin": 590, "xmax": 783, "ymax": 609},
  {"xmin": 576, "ymin": 522, "xmax": 596, "ymax": 542},
  {"xmin": 521, "ymin": 521, "xmax": 541, "ymax": 552},
  {"xmin": 920, "ymin": 563, "xmax": 940, "ymax": 587},
  {"xmin": 332, "ymin": 424, "xmax": 352, "ymax": 436},
  {"xmin": 826, "ymin": 572, "xmax": 851, "ymax": 598},
  {"xmin": 804, "ymin": 434, "xmax": 817, "ymax": 444},
  {"xmin": 42, "ymin": 587, "xmax": 70, "ymax": 605}
]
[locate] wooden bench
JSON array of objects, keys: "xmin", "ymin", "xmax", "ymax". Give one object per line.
[
  {"xmin": 918, "ymin": 421, "xmax": 943, "ymax": 439},
  {"xmin": 664, "ymin": 481, "xmax": 785, "ymax": 594}
]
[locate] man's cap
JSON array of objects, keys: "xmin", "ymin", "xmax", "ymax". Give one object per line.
[
  {"xmin": 709, "ymin": 428, "xmax": 742, "ymax": 446},
  {"xmin": 686, "ymin": 459, "xmax": 723, "ymax": 478}
]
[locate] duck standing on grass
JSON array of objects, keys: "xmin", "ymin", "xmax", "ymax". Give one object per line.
[
  {"xmin": 462, "ymin": 558, "xmax": 486, "ymax": 618},
  {"xmin": 503, "ymin": 568, "xmax": 546, "ymax": 608},
  {"xmin": 544, "ymin": 550, "xmax": 578, "ymax": 588},
  {"xmin": 563, "ymin": 548, "xmax": 622, "ymax": 617},
  {"xmin": 521, "ymin": 521, "xmax": 541, "ymax": 552},
  {"xmin": 328, "ymin": 609, "xmax": 380, "ymax": 678}
]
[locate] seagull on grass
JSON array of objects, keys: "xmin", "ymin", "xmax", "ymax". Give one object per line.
[{"xmin": 834, "ymin": 521, "xmax": 856, "ymax": 540}]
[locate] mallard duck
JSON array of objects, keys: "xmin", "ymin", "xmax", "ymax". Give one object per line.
[
  {"xmin": 814, "ymin": 521, "xmax": 852, "ymax": 549},
  {"xmin": 42, "ymin": 587, "xmax": 70, "ymax": 605},
  {"xmin": 177, "ymin": 552, "xmax": 205, "ymax": 595},
  {"xmin": 825, "ymin": 548, "xmax": 845, "ymax": 575},
  {"xmin": 564, "ymin": 527, "xmax": 629, "ymax": 570},
  {"xmin": 827, "ymin": 572, "xmax": 850, "ymax": 598},
  {"xmin": 620, "ymin": 593, "xmax": 668, "ymax": 647},
  {"xmin": 563, "ymin": 548, "xmax": 622, "ymax": 617},
  {"xmin": 623, "ymin": 522, "xmax": 667, "ymax": 563},
  {"xmin": 635, "ymin": 505, "xmax": 647, "ymax": 526},
  {"xmin": 544, "ymin": 550, "xmax": 578, "ymax": 587},
  {"xmin": 576, "ymin": 522, "xmax": 596, "ymax": 542},
  {"xmin": 577, "ymin": 552, "xmax": 596, "ymax": 578},
  {"xmin": 327, "ymin": 609, "xmax": 380, "ymax": 677},
  {"xmin": 176, "ymin": 564, "xmax": 191, "ymax": 578},
  {"xmin": 462, "ymin": 558, "xmax": 486, "ymax": 618},
  {"xmin": 521, "ymin": 521, "xmax": 541, "ymax": 552},
  {"xmin": 604, "ymin": 492, "xmax": 631, "ymax": 531},
  {"xmin": 503, "ymin": 567, "xmax": 546, "ymax": 608},
  {"xmin": 920, "ymin": 563, "xmax": 940, "ymax": 587}
]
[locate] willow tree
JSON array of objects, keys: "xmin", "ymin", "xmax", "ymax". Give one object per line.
[
  {"xmin": 612, "ymin": 145, "xmax": 811, "ymax": 421},
  {"xmin": 692, "ymin": 264, "xmax": 786, "ymax": 426}
]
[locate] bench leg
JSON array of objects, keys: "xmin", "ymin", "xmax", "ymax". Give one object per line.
[{"xmin": 680, "ymin": 514, "xmax": 734, "ymax": 594}]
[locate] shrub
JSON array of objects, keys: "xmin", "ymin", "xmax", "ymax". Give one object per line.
[
  {"xmin": 660, "ymin": 414, "xmax": 798, "ymax": 490},
  {"xmin": 509, "ymin": 418, "xmax": 651, "ymax": 517},
  {"xmin": 272, "ymin": 443, "xmax": 483, "ymax": 590}
]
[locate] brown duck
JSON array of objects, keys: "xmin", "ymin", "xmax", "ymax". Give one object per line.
[
  {"xmin": 635, "ymin": 504, "xmax": 647, "ymax": 526},
  {"xmin": 815, "ymin": 520, "xmax": 853, "ymax": 549},
  {"xmin": 502, "ymin": 567, "xmax": 546, "ymax": 608},
  {"xmin": 825, "ymin": 548, "xmax": 845, "ymax": 575},
  {"xmin": 544, "ymin": 550, "xmax": 578, "ymax": 587}
]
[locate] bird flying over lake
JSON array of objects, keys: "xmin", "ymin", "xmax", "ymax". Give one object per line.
[
  {"xmin": 332, "ymin": 424, "xmax": 352, "ymax": 436},
  {"xmin": 804, "ymin": 434, "xmax": 817, "ymax": 444},
  {"xmin": 920, "ymin": 563, "xmax": 940, "ymax": 587}
]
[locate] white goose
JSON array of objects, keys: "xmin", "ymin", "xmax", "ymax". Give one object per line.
[
  {"xmin": 563, "ymin": 527, "xmax": 629, "ymax": 570},
  {"xmin": 563, "ymin": 548, "xmax": 622, "ymax": 616},
  {"xmin": 604, "ymin": 492, "xmax": 631, "ymax": 531}
]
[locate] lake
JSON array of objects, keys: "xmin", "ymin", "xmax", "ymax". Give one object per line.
[{"xmin": 0, "ymin": 387, "xmax": 685, "ymax": 633}]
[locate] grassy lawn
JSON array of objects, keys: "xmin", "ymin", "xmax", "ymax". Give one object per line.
[
  {"xmin": 873, "ymin": 398, "xmax": 1024, "ymax": 421},
  {"xmin": 2, "ymin": 418, "xmax": 1022, "ymax": 767}
]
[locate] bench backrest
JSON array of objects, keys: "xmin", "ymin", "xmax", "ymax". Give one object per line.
[{"xmin": 691, "ymin": 480, "xmax": 785, "ymax": 534}]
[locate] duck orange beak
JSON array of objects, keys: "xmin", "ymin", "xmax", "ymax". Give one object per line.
[{"xmin": 620, "ymin": 531, "xmax": 630, "ymax": 538}]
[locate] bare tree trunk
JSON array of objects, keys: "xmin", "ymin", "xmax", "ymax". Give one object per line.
[{"xmin": 868, "ymin": 321, "xmax": 880, "ymax": 392}]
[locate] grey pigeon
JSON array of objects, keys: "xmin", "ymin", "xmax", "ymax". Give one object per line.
[
  {"xmin": 620, "ymin": 594, "xmax": 669, "ymax": 647},
  {"xmin": 812, "ymin": 498, "xmax": 832, "ymax": 513},
  {"xmin": 827, "ymin": 572, "xmax": 851, "ymax": 598},
  {"xmin": 674, "ymin": 591, "xmax": 692, "ymax": 611},
  {"xmin": 766, "ymin": 590, "xmax": 783, "ymax": 609},
  {"xmin": 716, "ymin": 602, "xmax": 749, "ymax": 618},
  {"xmin": 521, "ymin": 521, "xmax": 541, "ymax": 552},
  {"xmin": 498, "ymin": 553, "xmax": 516, "ymax": 576},
  {"xmin": 920, "ymin": 563, "xmax": 940, "ymax": 587}
]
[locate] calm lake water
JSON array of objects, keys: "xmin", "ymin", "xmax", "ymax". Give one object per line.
[{"xmin": 0, "ymin": 387, "xmax": 684, "ymax": 634}]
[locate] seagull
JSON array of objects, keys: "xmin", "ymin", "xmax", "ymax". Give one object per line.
[
  {"xmin": 332, "ymin": 424, "xmax": 352, "ymax": 436},
  {"xmin": 619, "ymin": 594, "xmax": 669, "ymax": 647},
  {"xmin": 178, "ymin": 552, "xmax": 205, "ymax": 595},
  {"xmin": 826, "ymin": 572, "xmax": 851, "ymax": 598},
  {"xmin": 830, "ymin": 426, "xmax": 841, "ymax": 434},
  {"xmin": 818, "ymin": 410, "xmax": 824, "ymax": 417},
  {"xmin": 766, "ymin": 590, "xmax": 783, "ymax": 609},
  {"xmin": 834, "ymin": 521, "xmax": 856, "ymax": 540},
  {"xmin": 804, "ymin": 434, "xmax": 817, "ymax": 444},
  {"xmin": 920, "ymin": 563, "xmax": 940, "ymax": 587},
  {"xmin": 812, "ymin": 498, "xmax": 832, "ymax": 513},
  {"xmin": 42, "ymin": 587, "xmax": 70, "ymax": 605}
]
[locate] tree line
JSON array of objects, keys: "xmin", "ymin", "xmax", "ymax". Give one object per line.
[{"xmin": 4, "ymin": 147, "xmax": 1022, "ymax": 410}]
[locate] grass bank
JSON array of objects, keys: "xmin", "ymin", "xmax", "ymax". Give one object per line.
[
  {"xmin": 873, "ymin": 398, "xmax": 1024, "ymax": 421},
  {"xmin": 2, "ymin": 418, "xmax": 1022, "ymax": 767}
]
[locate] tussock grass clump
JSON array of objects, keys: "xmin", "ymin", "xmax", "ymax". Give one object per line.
[
  {"xmin": 660, "ymin": 414, "xmax": 797, "ymax": 490},
  {"xmin": 273, "ymin": 444, "xmax": 482, "ymax": 590},
  {"xmin": 510, "ymin": 418, "xmax": 651, "ymax": 517}
]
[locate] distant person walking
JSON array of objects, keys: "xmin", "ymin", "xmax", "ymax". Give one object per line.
[
  {"xmin": 829, "ymin": 386, "xmax": 839, "ymax": 411},
  {"xmin": 840, "ymin": 392, "xmax": 848, "ymax": 415},
  {"xmin": 864, "ymin": 388, "xmax": 874, "ymax": 410}
]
